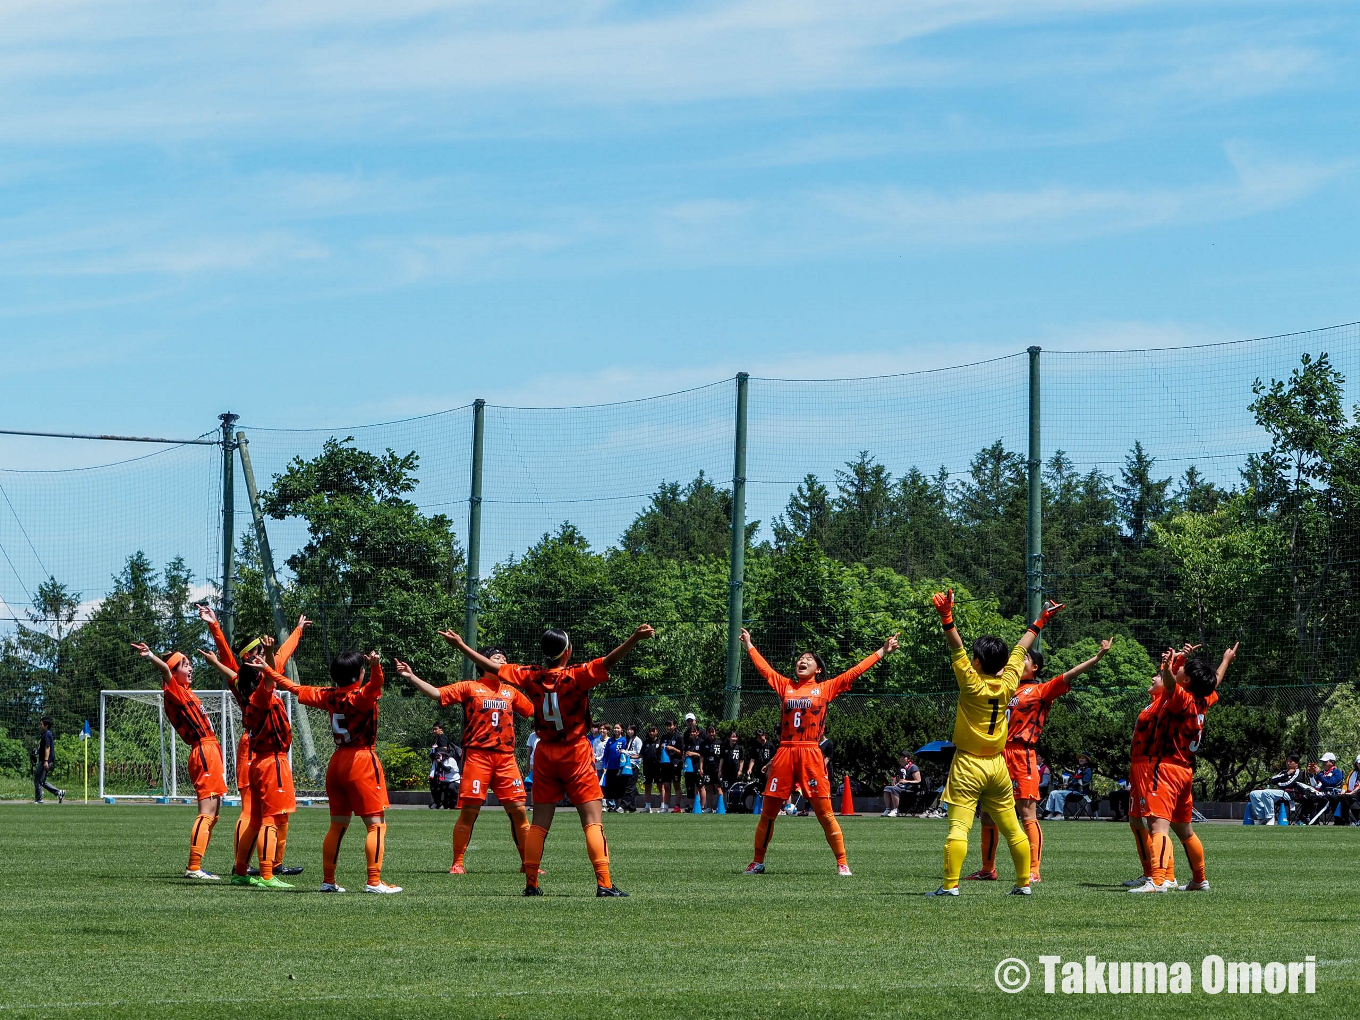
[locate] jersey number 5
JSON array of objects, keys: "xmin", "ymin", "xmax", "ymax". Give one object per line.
[
  {"xmin": 541, "ymin": 693, "xmax": 565, "ymax": 731},
  {"xmin": 332, "ymin": 714, "xmax": 350, "ymax": 740}
]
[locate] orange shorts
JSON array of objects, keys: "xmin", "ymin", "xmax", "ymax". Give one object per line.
[
  {"xmin": 531, "ymin": 740, "xmax": 602, "ymax": 806},
  {"xmin": 1129, "ymin": 759, "xmax": 1150, "ymax": 819},
  {"xmin": 187, "ymin": 738, "xmax": 228, "ymax": 799},
  {"xmin": 1137, "ymin": 760, "xmax": 1194, "ymax": 823},
  {"xmin": 326, "ymin": 746, "xmax": 390, "ymax": 817},
  {"xmin": 764, "ymin": 744, "xmax": 830, "ymax": 800},
  {"xmin": 235, "ymin": 734, "xmax": 251, "ymax": 794},
  {"xmin": 248, "ymin": 752, "xmax": 297, "ymax": 818},
  {"xmin": 1004, "ymin": 744, "xmax": 1041, "ymax": 802},
  {"xmin": 459, "ymin": 748, "xmax": 527, "ymax": 806}
]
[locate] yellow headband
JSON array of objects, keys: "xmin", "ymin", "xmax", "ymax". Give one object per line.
[{"xmin": 239, "ymin": 637, "xmax": 262, "ymax": 657}]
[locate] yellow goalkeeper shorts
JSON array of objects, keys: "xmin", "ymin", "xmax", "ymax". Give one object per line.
[{"xmin": 942, "ymin": 749, "xmax": 1016, "ymax": 815}]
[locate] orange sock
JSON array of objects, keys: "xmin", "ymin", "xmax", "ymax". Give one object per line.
[
  {"xmin": 505, "ymin": 803, "xmax": 530, "ymax": 868},
  {"xmin": 810, "ymin": 799, "xmax": 847, "ymax": 867},
  {"xmin": 1182, "ymin": 832, "xmax": 1206, "ymax": 884},
  {"xmin": 453, "ymin": 809, "xmax": 477, "ymax": 867},
  {"xmin": 257, "ymin": 821, "xmax": 278, "ymax": 881},
  {"xmin": 523, "ymin": 824, "xmax": 548, "ymax": 887},
  {"xmin": 753, "ymin": 799, "xmax": 781, "ymax": 864},
  {"xmin": 1131, "ymin": 823, "xmax": 1150, "ymax": 878},
  {"xmin": 188, "ymin": 813, "xmax": 215, "ymax": 871},
  {"xmin": 1024, "ymin": 819, "xmax": 1043, "ymax": 875},
  {"xmin": 980, "ymin": 815, "xmax": 998, "ymax": 873},
  {"xmin": 235, "ymin": 816, "xmax": 260, "ymax": 876},
  {"xmin": 233, "ymin": 812, "xmax": 251, "ymax": 864},
  {"xmin": 322, "ymin": 822, "xmax": 347, "ymax": 885},
  {"xmin": 1148, "ymin": 832, "xmax": 1172, "ymax": 886},
  {"xmin": 273, "ymin": 815, "xmax": 288, "ymax": 869},
  {"xmin": 583, "ymin": 822, "xmax": 612, "ymax": 888},
  {"xmin": 364, "ymin": 821, "xmax": 385, "ymax": 887}
]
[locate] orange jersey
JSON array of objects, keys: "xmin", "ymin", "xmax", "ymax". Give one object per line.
[
  {"xmin": 279, "ymin": 661, "xmax": 383, "ymax": 749},
  {"xmin": 1129, "ymin": 698, "xmax": 1159, "ymax": 763},
  {"xmin": 1004, "ymin": 674, "xmax": 1070, "ymax": 748},
  {"xmin": 1150, "ymin": 683, "xmax": 1218, "ymax": 769},
  {"xmin": 439, "ymin": 677, "xmax": 533, "ymax": 753},
  {"xmin": 747, "ymin": 646, "xmax": 883, "ymax": 744},
  {"xmin": 246, "ymin": 666, "xmax": 294, "ymax": 757},
  {"xmin": 498, "ymin": 659, "xmax": 609, "ymax": 745},
  {"xmin": 162, "ymin": 677, "xmax": 217, "ymax": 746}
]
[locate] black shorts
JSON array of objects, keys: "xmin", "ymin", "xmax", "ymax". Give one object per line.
[
  {"xmin": 701, "ymin": 770, "xmax": 718, "ymax": 786},
  {"xmin": 643, "ymin": 762, "xmax": 661, "ymax": 783},
  {"xmin": 684, "ymin": 772, "xmax": 699, "ymax": 796}
]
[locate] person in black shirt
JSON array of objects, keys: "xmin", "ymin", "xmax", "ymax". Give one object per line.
[
  {"xmin": 682, "ymin": 717, "xmax": 703, "ymax": 812},
  {"xmin": 34, "ymin": 717, "xmax": 64, "ymax": 804},
  {"xmin": 881, "ymin": 752, "xmax": 921, "ymax": 816},
  {"xmin": 699, "ymin": 724, "xmax": 722, "ymax": 812},
  {"xmin": 428, "ymin": 723, "xmax": 450, "ymax": 809},
  {"xmin": 640, "ymin": 725, "xmax": 662, "ymax": 812},
  {"xmin": 746, "ymin": 729, "xmax": 775, "ymax": 786},
  {"xmin": 720, "ymin": 730, "xmax": 745, "ymax": 803},
  {"xmin": 660, "ymin": 719, "xmax": 683, "ymax": 812}
]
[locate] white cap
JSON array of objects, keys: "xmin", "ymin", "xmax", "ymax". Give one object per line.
[
  {"xmin": 684, "ymin": 712, "xmax": 696, "ymax": 721},
  {"xmin": 1320, "ymin": 752, "xmax": 1337, "ymax": 762}
]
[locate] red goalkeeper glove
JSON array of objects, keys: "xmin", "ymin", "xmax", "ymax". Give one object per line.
[
  {"xmin": 1029, "ymin": 600, "xmax": 1065, "ymax": 632},
  {"xmin": 932, "ymin": 590, "xmax": 954, "ymax": 628}
]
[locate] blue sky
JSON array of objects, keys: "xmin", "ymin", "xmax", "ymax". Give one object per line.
[{"xmin": 2, "ymin": 1, "xmax": 1359, "ymax": 612}]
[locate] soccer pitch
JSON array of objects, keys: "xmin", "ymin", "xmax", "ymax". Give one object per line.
[{"xmin": 1, "ymin": 805, "xmax": 1354, "ymax": 1019}]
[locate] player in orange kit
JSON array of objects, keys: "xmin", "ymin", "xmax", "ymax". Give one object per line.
[
  {"xmin": 1129, "ymin": 642, "xmax": 1237, "ymax": 895},
  {"xmin": 234, "ymin": 646, "xmax": 303, "ymax": 889},
  {"xmin": 966, "ymin": 639, "xmax": 1111, "ymax": 884},
  {"xmin": 396, "ymin": 651, "xmax": 536, "ymax": 875},
  {"xmin": 131, "ymin": 639, "xmax": 230, "ymax": 879},
  {"xmin": 274, "ymin": 650, "xmax": 400, "ymax": 894},
  {"xmin": 739, "ymin": 627, "xmax": 900, "ymax": 877},
  {"xmin": 442, "ymin": 624, "xmax": 654, "ymax": 897}
]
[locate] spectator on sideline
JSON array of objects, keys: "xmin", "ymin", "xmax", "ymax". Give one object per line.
[
  {"xmin": 660, "ymin": 719, "xmax": 683, "ymax": 813},
  {"xmin": 34, "ymin": 717, "xmax": 64, "ymax": 804},
  {"xmin": 881, "ymin": 752, "xmax": 921, "ymax": 817},
  {"xmin": 1108, "ymin": 776, "xmax": 1131, "ymax": 821},
  {"xmin": 589, "ymin": 721, "xmax": 607, "ymax": 783},
  {"xmin": 428, "ymin": 723, "xmax": 450, "ymax": 809},
  {"xmin": 682, "ymin": 715, "xmax": 703, "ymax": 812},
  {"xmin": 1343, "ymin": 756, "xmax": 1360, "ymax": 825},
  {"xmin": 1249, "ymin": 754, "xmax": 1308, "ymax": 824},
  {"xmin": 1041, "ymin": 753, "xmax": 1093, "ymax": 818},
  {"xmin": 747, "ymin": 729, "xmax": 775, "ymax": 791},
  {"xmin": 525, "ymin": 729, "xmax": 540, "ymax": 800},
  {"xmin": 1036, "ymin": 754, "xmax": 1051, "ymax": 796},
  {"xmin": 700, "ymin": 724, "xmax": 722, "ymax": 812},
  {"xmin": 601, "ymin": 723, "xmax": 626, "ymax": 811},
  {"xmin": 622, "ymin": 723, "xmax": 642, "ymax": 812},
  {"xmin": 1313, "ymin": 752, "xmax": 1345, "ymax": 824},
  {"xmin": 640, "ymin": 724, "xmax": 662, "ymax": 811},
  {"xmin": 719, "ymin": 729, "xmax": 745, "ymax": 806},
  {"xmin": 436, "ymin": 743, "xmax": 461, "ymax": 809}
]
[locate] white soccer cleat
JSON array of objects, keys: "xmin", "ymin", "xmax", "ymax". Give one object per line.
[
  {"xmin": 364, "ymin": 882, "xmax": 403, "ymax": 894},
  {"xmin": 319, "ymin": 882, "xmax": 346, "ymax": 893},
  {"xmin": 1009, "ymin": 885, "xmax": 1032, "ymax": 896},
  {"xmin": 927, "ymin": 885, "xmax": 960, "ymax": 897},
  {"xmin": 1178, "ymin": 880, "xmax": 1210, "ymax": 892},
  {"xmin": 838, "ymin": 864, "xmax": 853, "ymax": 876},
  {"xmin": 1127, "ymin": 880, "xmax": 1168, "ymax": 894},
  {"xmin": 1122, "ymin": 876, "xmax": 1151, "ymax": 887},
  {"xmin": 183, "ymin": 868, "xmax": 219, "ymax": 881}
]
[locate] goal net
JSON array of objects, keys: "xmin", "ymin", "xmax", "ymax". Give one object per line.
[{"xmin": 98, "ymin": 689, "xmax": 291, "ymax": 801}]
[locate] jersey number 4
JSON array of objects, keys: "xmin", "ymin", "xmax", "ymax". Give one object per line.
[{"xmin": 541, "ymin": 693, "xmax": 565, "ymax": 731}]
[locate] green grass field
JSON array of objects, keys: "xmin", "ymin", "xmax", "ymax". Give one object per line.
[{"xmin": 0, "ymin": 803, "xmax": 1354, "ymax": 1019}]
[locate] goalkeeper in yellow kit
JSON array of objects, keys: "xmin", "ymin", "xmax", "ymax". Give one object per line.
[{"xmin": 927, "ymin": 590, "xmax": 1063, "ymax": 897}]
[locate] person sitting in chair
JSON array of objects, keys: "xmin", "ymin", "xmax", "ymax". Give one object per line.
[
  {"xmin": 1248, "ymin": 754, "xmax": 1309, "ymax": 825},
  {"xmin": 1042, "ymin": 753, "xmax": 1093, "ymax": 818}
]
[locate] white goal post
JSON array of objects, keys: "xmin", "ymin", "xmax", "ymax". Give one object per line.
[{"xmin": 98, "ymin": 689, "xmax": 294, "ymax": 802}]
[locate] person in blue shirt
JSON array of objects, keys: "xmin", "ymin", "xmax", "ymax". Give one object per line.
[
  {"xmin": 1042, "ymin": 753, "xmax": 1093, "ymax": 818},
  {"xmin": 1314, "ymin": 753, "xmax": 1346, "ymax": 824},
  {"xmin": 601, "ymin": 723, "xmax": 627, "ymax": 812}
]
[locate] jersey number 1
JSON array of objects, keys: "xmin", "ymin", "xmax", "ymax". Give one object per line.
[
  {"xmin": 987, "ymin": 699, "xmax": 1000, "ymax": 735},
  {"xmin": 541, "ymin": 693, "xmax": 564, "ymax": 731}
]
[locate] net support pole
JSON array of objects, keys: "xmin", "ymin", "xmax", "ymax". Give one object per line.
[
  {"xmin": 463, "ymin": 399, "xmax": 486, "ymax": 680},
  {"xmin": 237, "ymin": 430, "xmax": 321, "ymax": 781},
  {"xmin": 724, "ymin": 372, "xmax": 750, "ymax": 721},
  {"xmin": 98, "ymin": 693, "xmax": 106, "ymax": 800},
  {"xmin": 1026, "ymin": 346, "xmax": 1044, "ymax": 651},
  {"xmin": 218, "ymin": 413, "xmax": 239, "ymax": 646}
]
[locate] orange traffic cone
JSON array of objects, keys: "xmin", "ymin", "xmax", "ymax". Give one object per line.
[{"xmin": 839, "ymin": 775, "xmax": 857, "ymax": 816}]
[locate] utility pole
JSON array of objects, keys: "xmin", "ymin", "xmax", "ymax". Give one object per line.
[
  {"xmin": 463, "ymin": 399, "xmax": 486, "ymax": 679},
  {"xmin": 724, "ymin": 373, "xmax": 750, "ymax": 721},
  {"xmin": 1026, "ymin": 347, "xmax": 1044, "ymax": 649},
  {"xmin": 218, "ymin": 413, "xmax": 239, "ymax": 646}
]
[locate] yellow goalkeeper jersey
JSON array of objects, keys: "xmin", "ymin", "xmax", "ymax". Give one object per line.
[{"xmin": 950, "ymin": 644, "xmax": 1027, "ymax": 756}]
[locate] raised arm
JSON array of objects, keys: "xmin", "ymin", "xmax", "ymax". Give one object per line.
[
  {"xmin": 1061, "ymin": 639, "xmax": 1112, "ymax": 683},
  {"xmin": 1018, "ymin": 599, "xmax": 1065, "ymax": 655},
  {"xmin": 273, "ymin": 615, "xmax": 311, "ymax": 672},
  {"xmin": 602, "ymin": 624, "xmax": 655, "ymax": 669},
  {"xmin": 932, "ymin": 591, "xmax": 963, "ymax": 653},
  {"xmin": 394, "ymin": 659, "xmax": 443, "ymax": 702},
  {"xmin": 196, "ymin": 648, "xmax": 238, "ymax": 682},
  {"xmin": 350, "ymin": 653, "xmax": 385, "ymax": 711},
  {"xmin": 130, "ymin": 643, "xmax": 173, "ymax": 683},
  {"xmin": 741, "ymin": 630, "xmax": 787, "ymax": 693},
  {"xmin": 1216, "ymin": 642, "xmax": 1239, "ymax": 685},
  {"xmin": 439, "ymin": 630, "xmax": 502, "ymax": 677},
  {"xmin": 198, "ymin": 604, "xmax": 237, "ymax": 671}
]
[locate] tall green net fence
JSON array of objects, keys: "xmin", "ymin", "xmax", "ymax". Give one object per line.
[{"xmin": 3, "ymin": 322, "xmax": 1359, "ymax": 802}]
